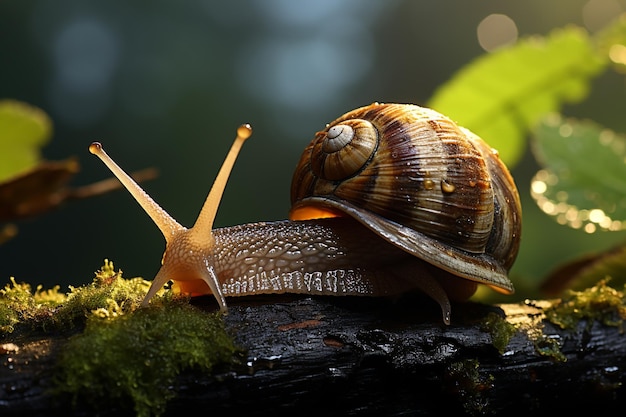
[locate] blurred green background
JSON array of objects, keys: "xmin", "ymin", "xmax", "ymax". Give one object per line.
[{"xmin": 1, "ymin": 0, "xmax": 625, "ymax": 300}]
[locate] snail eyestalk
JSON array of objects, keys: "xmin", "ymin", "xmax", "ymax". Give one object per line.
[
  {"xmin": 89, "ymin": 142, "xmax": 183, "ymax": 242},
  {"xmin": 190, "ymin": 123, "xmax": 252, "ymax": 239}
]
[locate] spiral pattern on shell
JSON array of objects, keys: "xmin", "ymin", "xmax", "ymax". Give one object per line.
[
  {"xmin": 311, "ymin": 119, "xmax": 378, "ymax": 181},
  {"xmin": 289, "ymin": 102, "xmax": 521, "ymax": 294}
]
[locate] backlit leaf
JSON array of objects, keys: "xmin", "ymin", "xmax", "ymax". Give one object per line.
[
  {"xmin": 530, "ymin": 114, "xmax": 626, "ymax": 233},
  {"xmin": 0, "ymin": 99, "xmax": 52, "ymax": 182},
  {"xmin": 428, "ymin": 26, "xmax": 606, "ymax": 167}
]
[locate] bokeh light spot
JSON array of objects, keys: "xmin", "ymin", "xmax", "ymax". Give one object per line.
[
  {"xmin": 49, "ymin": 16, "xmax": 119, "ymax": 127},
  {"xmin": 477, "ymin": 14, "xmax": 518, "ymax": 52},
  {"xmin": 582, "ymin": 0, "xmax": 622, "ymax": 32}
]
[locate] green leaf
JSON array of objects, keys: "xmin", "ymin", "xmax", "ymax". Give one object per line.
[
  {"xmin": 428, "ymin": 26, "xmax": 606, "ymax": 167},
  {"xmin": 0, "ymin": 99, "xmax": 53, "ymax": 182},
  {"xmin": 530, "ymin": 114, "xmax": 626, "ymax": 233},
  {"xmin": 541, "ymin": 245, "xmax": 626, "ymax": 296}
]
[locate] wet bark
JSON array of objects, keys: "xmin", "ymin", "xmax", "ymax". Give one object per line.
[{"xmin": 2, "ymin": 294, "xmax": 626, "ymax": 416}]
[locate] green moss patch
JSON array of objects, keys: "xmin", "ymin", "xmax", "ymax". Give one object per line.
[
  {"xmin": 0, "ymin": 259, "xmax": 151, "ymax": 334},
  {"xmin": 480, "ymin": 312, "xmax": 517, "ymax": 354},
  {"xmin": 445, "ymin": 359, "xmax": 494, "ymax": 414},
  {"xmin": 1, "ymin": 260, "xmax": 239, "ymax": 416},
  {"xmin": 545, "ymin": 279, "xmax": 626, "ymax": 330},
  {"xmin": 54, "ymin": 301, "xmax": 236, "ymax": 417},
  {"xmin": 0, "ymin": 277, "xmax": 65, "ymax": 333},
  {"xmin": 53, "ymin": 259, "xmax": 152, "ymax": 329}
]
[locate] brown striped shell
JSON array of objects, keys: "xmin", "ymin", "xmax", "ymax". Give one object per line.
[{"xmin": 289, "ymin": 103, "xmax": 521, "ymax": 294}]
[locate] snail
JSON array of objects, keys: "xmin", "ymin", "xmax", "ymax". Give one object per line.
[{"xmin": 89, "ymin": 103, "xmax": 521, "ymax": 324}]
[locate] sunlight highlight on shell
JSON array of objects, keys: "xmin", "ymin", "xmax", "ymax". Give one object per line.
[{"xmin": 531, "ymin": 169, "xmax": 626, "ymax": 233}]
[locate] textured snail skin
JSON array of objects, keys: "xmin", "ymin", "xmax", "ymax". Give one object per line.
[
  {"xmin": 89, "ymin": 103, "xmax": 520, "ymax": 325},
  {"xmin": 171, "ymin": 217, "xmax": 475, "ymax": 324},
  {"xmin": 175, "ymin": 218, "xmax": 473, "ymax": 297}
]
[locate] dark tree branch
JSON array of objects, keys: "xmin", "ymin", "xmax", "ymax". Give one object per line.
[{"xmin": 1, "ymin": 294, "xmax": 626, "ymax": 416}]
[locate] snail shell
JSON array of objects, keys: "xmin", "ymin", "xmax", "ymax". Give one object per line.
[{"xmin": 290, "ymin": 103, "xmax": 521, "ymax": 295}]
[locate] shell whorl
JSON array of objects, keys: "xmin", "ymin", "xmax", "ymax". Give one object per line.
[{"xmin": 311, "ymin": 119, "xmax": 378, "ymax": 181}]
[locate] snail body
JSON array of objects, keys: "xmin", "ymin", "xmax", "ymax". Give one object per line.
[{"xmin": 89, "ymin": 103, "xmax": 521, "ymax": 324}]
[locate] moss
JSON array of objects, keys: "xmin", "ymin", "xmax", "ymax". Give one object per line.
[
  {"xmin": 511, "ymin": 303, "xmax": 568, "ymax": 362},
  {"xmin": 532, "ymin": 333, "xmax": 567, "ymax": 362},
  {"xmin": 481, "ymin": 312, "xmax": 517, "ymax": 354},
  {"xmin": 52, "ymin": 259, "xmax": 153, "ymax": 329},
  {"xmin": 53, "ymin": 301, "xmax": 236, "ymax": 417},
  {"xmin": 0, "ymin": 277, "xmax": 65, "ymax": 333},
  {"xmin": 0, "ymin": 260, "xmax": 156, "ymax": 334},
  {"xmin": 445, "ymin": 359, "xmax": 494, "ymax": 414},
  {"xmin": 2, "ymin": 260, "xmax": 239, "ymax": 416},
  {"xmin": 544, "ymin": 279, "xmax": 626, "ymax": 330},
  {"xmin": 516, "ymin": 280, "xmax": 626, "ymax": 362}
]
